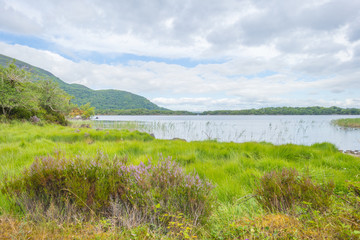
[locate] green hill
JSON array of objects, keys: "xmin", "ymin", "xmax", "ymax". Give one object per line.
[{"xmin": 0, "ymin": 54, "xmax": 166, "ymax": 111}]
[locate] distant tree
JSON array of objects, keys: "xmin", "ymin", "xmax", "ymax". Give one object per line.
[
  {"xmin": 80, "ymin": 102, "xmax": 95, "ymax": 119},
  {"xmin": 69, "ymin": 103, "xmax": 95, "ymax": 120},
  {"xmin": 201, "ymin": 106, "xmax": 360, "ymax": 115},
  {"xmin": 68, "ymin": 108, "xmax": 83, "ymax": 118}
]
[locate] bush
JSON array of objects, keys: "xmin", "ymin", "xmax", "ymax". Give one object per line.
[
  {"xmin": 1, "ymin": 152, "xmax": 214, "ymax": 226},
  {"xmin": 8, "ymin": 107, "xmax": 34, "ymax": 120},
  {"xmin": 42, "ymin": 110, "xmax": 68, "ymax": 126},
  {"xmin": 254, "ymin": 168, "xmax": 334, "ymax": 213}
]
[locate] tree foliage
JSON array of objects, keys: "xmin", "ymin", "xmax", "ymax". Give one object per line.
[
  {"xmin": 0, "ymin": 62, "xmax": 38, "ymax": 117},
  {"xmin": 69, "ymin": 103, "xmax": 95, "ymax": 119},
  {"xmin": 36, "ymin": 80, "xmax": 73, "ymax": 115},
  {"xmin": 0, "ymin": 62, "xmax": 73, "ymax": 124}
]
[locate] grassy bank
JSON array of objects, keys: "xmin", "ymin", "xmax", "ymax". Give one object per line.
[
  {"xmin": 333, "ymin": 118, "xmax": 360, "ymax": 128},
  {"xmin": 0, "ymin": 122, "xmax": 359, "ymax": 239}
]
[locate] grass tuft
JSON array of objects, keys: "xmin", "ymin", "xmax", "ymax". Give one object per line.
[{"xmin": 254, "ymin": 168, "xmax": 335, "ymax": 213}]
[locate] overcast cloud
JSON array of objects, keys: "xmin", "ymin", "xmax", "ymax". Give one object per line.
[{"xmin": 0, "ymin": 0, "xmax": 359, "ymax": 111}]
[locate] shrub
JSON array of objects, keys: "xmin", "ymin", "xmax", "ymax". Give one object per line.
[
  {"xmin": 1, "ymin": 152, "xmax": 214, "ymax": 226},
  {"xmin": 42, "ymin": 110, "xmax": 68, "ymax": 125},
  {"xmin": 254, "ymin": 168, "xmax": 334, "ymax": 213},
  {"xmin": 8, "ymin": 107, "xmax": 34, "ymax": 120}
]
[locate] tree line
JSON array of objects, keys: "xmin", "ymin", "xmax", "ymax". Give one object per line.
[
  {"xmin": 98, "ymin": 106, "xmax": 360, "ymax": 116},
  {"xmin": 95, "ymin": 108, "xmax": 195, "ymax": 115},
  {"xmin": 201, "ymin": 106, "xmax": 360, "ymax": 115}
]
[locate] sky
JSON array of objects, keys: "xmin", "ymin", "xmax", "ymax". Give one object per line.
[{"xmin": 0, "ymin": 0, "xmax": 359, "ymax": 111}]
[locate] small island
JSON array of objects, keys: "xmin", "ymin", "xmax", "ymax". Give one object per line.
[{"xmin": 333, "ymin": 118, "xmax": 360, "ymax": 128}]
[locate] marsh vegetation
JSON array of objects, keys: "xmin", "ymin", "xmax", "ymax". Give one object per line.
[
  {"xmin": 333, "ymin": 118, "xmax": 360, "ymax": 129},
  {"xmin": 0, "ymin": 122, "xmax": 359, "ymax": 239}
]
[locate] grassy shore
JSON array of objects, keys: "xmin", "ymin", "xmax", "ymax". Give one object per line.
[
  {"xmin": 0, "ymin": 122, "xmax": 359, "ymax": 239},
  {"xmin": 333, "ymin": 118, "xmax": 360, "ymax": 128}
]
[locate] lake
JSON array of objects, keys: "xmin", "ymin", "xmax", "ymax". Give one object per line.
[{"xmin": 93, "ymin": 115, "xmax": 360, "ymax": 151}]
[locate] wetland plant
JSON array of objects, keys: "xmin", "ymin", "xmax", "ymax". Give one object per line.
[
  {"xmin": 1, "ymin": 152, "xmax": 214, "ymax": 227},
  {"xmin": 254, "ymin": 168, "xmax": 335, "ymax": 213}
]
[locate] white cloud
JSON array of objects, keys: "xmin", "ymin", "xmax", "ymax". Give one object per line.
[
  {"xmin": 1, "ymin": 41, "xmax": 360, "ymax": 111},
  {"xmin": 0, "ymin": 0, "xmax": 360, "ymax": 111},
  {"xmin": 0, "ymin": 0, "xmax": 42, "ymax": 34}
]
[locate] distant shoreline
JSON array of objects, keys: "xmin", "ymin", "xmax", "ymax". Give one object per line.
[
  {"xmin": 95, "ymin": 113, "xmax": 360, "ymax": 116},
  {"xmin": 95, "ymin": 106, "xmax": 360, "ymax": 116}
]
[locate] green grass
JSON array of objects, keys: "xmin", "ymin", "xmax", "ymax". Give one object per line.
[
  {"xmin": 1, "ymin": 122, "xmax": 360, "ymax": 239},
  {"xmin": 332, "ymin": 118, "xmax": 360, "ymax": 128}
]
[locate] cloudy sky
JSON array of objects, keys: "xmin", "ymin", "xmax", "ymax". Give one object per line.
[{"xmin": 0, "ymin": 0, "xmax": 359, "ymax": 111}]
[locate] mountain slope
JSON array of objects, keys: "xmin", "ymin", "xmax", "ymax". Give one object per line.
[{"xmin": 0, "ymin": 54, "xmax": 165, "ymax": 110}]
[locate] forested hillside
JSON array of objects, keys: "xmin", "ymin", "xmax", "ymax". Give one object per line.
[{"xmin": 0, "ymin": 54, "xmax": 165, "ymax": 111}]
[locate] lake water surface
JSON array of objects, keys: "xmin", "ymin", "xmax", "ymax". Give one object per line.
[{"xmin": 93, "ymin": 115, "xmax": 360, "ymax": 151}]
